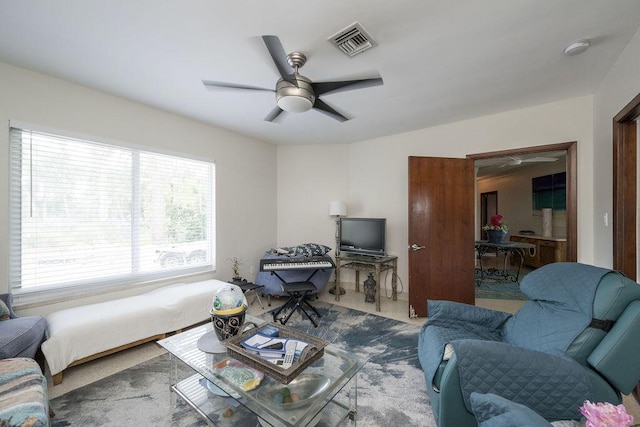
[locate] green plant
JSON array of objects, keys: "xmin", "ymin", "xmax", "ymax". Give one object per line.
[
  {"xmin": 165, "ymin": 202, "xmax": 206, "ymax": 243},
  {"xmin": 229, "ymin": 257, "xmax": 244, "ymax": 279},
  {"xmin": 482, "ymin": 214, "xmax": 508, "ymax": 232}
]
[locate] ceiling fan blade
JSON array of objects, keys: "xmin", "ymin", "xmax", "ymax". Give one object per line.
[
  {"xmin": 522, "ymin": 157, "xmax": 558, "ymax": 163},
  {"xmin": 312, "ymin": 77, "xmax": 384, "ymax": 96},
  {"xmin": 264, "ymin": 106, "xmax": 285, "ymax": 122},
  {"xmin": 202, "ymin": 80, "xmax": 273, "ymax": 92},
  {"xmin": 313, "ymin": 98, "xmax": 349, "ymax": 122},
  {"xmin": 261, "ymin": 35, "xmax": 297, "ymax": 86}
]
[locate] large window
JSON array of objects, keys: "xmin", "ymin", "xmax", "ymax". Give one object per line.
[{"xmin": 9, "ymin": 127, "xmax": 215, "ymax": 296}]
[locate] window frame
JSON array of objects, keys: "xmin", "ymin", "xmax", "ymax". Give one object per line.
[{"xmin": 8, "ymin": 124, "xmax": 216, "ymax": 304}]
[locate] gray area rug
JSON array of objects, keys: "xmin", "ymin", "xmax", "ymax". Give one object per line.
[
  {"xmin": 475, "ymin": 279, "xmax": 527, "ymax": 300},
  {"xmin": 50, "ymin": 301, "xmax": 434, "ymax": 426}
]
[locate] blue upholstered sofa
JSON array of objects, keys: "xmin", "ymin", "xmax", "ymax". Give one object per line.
[
  {"xmin": 418, "ymin": 262, "xmax": 640, "ymax": 426},
  {"xmin": 0, "ymin": 294, "xmax": 47, "ymax": 360},
  {"xmin": 254, "ymin": 244, "xmax": 333, "ymax": 298}
]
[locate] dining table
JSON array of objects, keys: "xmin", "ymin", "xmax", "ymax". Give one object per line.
[{"xmin": 474, "ymin": 240, "xmax": 536, "ymax": 286}]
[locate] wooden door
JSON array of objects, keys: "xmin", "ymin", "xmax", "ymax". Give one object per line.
[{"xmin": 408, "ymin": 156, "xmax": 475, "ymax": 317}]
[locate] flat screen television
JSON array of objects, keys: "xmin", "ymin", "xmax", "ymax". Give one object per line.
[{"xmin": 339, "ymin": 218, "xmax": 386, "ymax": 257}]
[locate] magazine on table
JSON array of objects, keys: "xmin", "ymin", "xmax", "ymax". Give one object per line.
[{"xmin": 241, "ymin": 333, "xmax": 309, "ymax": 363}]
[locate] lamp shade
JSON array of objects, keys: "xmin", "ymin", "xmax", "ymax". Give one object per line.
[{"xmin": 329, "ymin": 201, "xmax": 348, "ymax": 217}]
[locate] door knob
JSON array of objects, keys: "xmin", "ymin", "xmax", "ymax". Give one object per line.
[{"xmin": 410, "ymin": 244, "xmax": 425, "ymax": 251}]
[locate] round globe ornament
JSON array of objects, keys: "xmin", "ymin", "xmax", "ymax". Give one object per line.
[{"xmin": 211, "ymin": 283, "xmax": 246, "ymax": 316}]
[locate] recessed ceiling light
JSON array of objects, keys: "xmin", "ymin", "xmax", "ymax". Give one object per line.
[{"xmin": 563, "ymin": 40, "xmax": 590, "ymax": 56}]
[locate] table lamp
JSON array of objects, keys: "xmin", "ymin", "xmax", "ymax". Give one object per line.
[{"xmin": 329, "ymin": 200, "xmax": 347, "ymax": 295}]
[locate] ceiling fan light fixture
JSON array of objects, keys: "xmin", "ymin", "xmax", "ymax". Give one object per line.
[
  {"xmin": 276, "ymin": 77, "xmax": 315, "ymax": 113},
  {"xmin": 563, "ymin": 39, "xmax": 590, "ymax": 56},
  {"xmin": 277, "ymin": 95, "xmax": 314, "ymax": 113}
]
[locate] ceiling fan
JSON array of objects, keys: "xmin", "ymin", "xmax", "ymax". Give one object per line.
[
  {"xmin": 498, "ymin": 156, "xmax": 558, "ymax": 168},
  {"xmin": 202, "ymin": 35, "xmax": 384, "ymax": 122}
]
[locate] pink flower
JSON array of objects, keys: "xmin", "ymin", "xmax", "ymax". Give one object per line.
[
  {"xmin": 482, "ymin": 214, "xmax": 508, "ymax": 232},
  {"xmin": 579, "ymin": 400, "xmax": 634, "ymax": 427},
  {"xmin": 490, "ymin": 214, "xmax": 503, "ymax": 227}
]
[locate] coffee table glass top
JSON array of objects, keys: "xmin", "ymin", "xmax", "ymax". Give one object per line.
[{"xmin": 158, "ymin": 319, "xmax": 366, "ymax": 426}]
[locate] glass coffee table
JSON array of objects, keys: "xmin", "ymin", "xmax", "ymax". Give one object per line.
[{"xmin": 158, "ymin": 319, "xmax": 365, "ymax": 426}]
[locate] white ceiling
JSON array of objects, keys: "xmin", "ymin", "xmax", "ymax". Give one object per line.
[{"xmin": 1, "ymin": 1, "xmax": 639, "ymax": 145}]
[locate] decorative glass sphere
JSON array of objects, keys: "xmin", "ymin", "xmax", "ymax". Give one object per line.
[{"xmin": 211, "ymin": 284, "xmax": 246, "ymax": 316}]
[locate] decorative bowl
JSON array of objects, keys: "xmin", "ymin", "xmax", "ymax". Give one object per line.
[{"xmin": 255, "ymin": 374, "xmax": 331, "ymax": 410}]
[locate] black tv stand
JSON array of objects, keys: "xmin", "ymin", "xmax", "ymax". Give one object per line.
[{"xmin": 334, "ymin": 252, "xmax": 398, "ymax": 312}]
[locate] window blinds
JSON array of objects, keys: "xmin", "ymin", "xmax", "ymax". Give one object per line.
[{"xmin": 8, "ymin": 127, "xmax": 215, "ymax": 294}]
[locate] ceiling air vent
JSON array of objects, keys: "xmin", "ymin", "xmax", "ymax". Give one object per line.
[{"xmin": 328, "ymin": 22, "xmax": 376, "ymax": 57}]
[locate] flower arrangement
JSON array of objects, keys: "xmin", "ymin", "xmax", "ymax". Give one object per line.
[
  {"xmin": 482, "ymin": 214, "xmax": 508, "ymax": 232},
  {"xmin": 579, "ymin": 400, "xmax": 635, "ymax": 427}
]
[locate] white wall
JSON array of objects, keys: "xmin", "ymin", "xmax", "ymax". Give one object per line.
[
  {"xmin": 0, "ymin": 61, "xmax": 278, "ymax": 315},
  {"xmin": 593, "ymin": 26, "xmax": 640, "ymax": 268},
  {"xmin": 278, "ymin": 95, "xmax": 594, "ymax": 297},
  {"xmin": 277, "ymin": 144, "xmax": 349, "ymax": 250}
]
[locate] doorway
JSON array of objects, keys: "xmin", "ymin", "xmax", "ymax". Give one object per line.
[
  {"xmin": 406, "ymin": 143, "xmax": 577, "ymax": 317},
  {"xmin": 468, "ymin": 141, "xmax": 578, "ymax": 263},
  {"xmin": 613, "ymin": 91, "xmax": 640, "ymax": 280},
  {"xmin": 480, "ymin": 191, "xmax": 498, "ymax": 240},
  {"xmin": 612, "ymin": 91, "xmax": 640, "ymax": 404}
]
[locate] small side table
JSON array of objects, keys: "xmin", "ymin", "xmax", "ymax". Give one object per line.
[
  {"xmin": 334, "ymin": 253, "xmax": 398, "ymax": 312},
  {"xmin": 229, "ymin": 279, "xmax": 264, "ymax": 309}
]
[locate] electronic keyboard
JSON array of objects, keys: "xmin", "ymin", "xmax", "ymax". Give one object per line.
[{"xmin": 259, "ymin": 255, "xmax": 335, "ymax": 272}]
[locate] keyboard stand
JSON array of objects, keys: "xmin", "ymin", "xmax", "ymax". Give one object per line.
[
  {"xmin": 271, "ymin": 281, "xmax": 321, "ymax": 327},
  {"xmin": 265, "ymin": 266, "xmax": 325, "ymax": 327}
]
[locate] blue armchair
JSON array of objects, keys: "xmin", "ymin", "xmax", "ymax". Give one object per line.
[
  {"xmin": 0, "ymin": 293, "xmax": 47, "ymax": 360},
  {"xmin": 418, "ymin": 262, "xmax": 640, "ymax": 427}
]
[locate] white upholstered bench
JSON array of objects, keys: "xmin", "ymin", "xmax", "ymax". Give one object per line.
[{"xmin": 41, "ymin": 279, "xmax": 239, "ymax": 385}]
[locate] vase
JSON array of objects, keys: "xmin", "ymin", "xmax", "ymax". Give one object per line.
[
  {"xmin": 542, "ymin": 208, "xmax": 553, "ymax": 237},
  {"xmin": 487, "ymin": 230, "xmax": 507, "ymax": 244},
  {"xmin": 364, "ymin": 273, "xmax": 376, "ymax": 303},
  {"xmin": 210, "ymin": 309, "xmax": 246, "ymax": 342}
]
